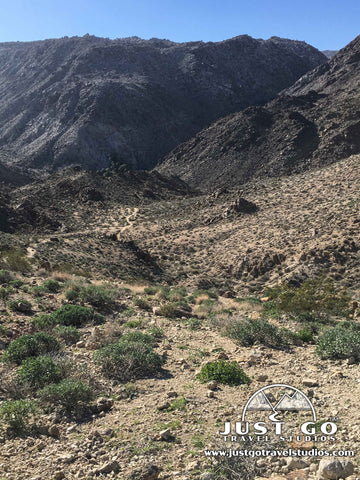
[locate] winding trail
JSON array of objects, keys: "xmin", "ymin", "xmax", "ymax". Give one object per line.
[{"xmin": 25, "ymin": 207, "xmax": 140, "ymax": 258}]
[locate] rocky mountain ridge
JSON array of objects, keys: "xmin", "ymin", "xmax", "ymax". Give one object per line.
[
  {"xmin": 0, "ymin": 34, "xmax": 326, "ymax": 178},
  {"xmin": 156, "ymin": 35, "xmax": 360, "ymax": 191}
]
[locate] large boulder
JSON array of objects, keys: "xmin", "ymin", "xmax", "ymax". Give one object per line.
[{"xmin": 317, "ymin": 458, "xmax": 354, "ymax": 480}]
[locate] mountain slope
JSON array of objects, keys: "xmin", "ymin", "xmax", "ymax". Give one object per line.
[
  {"xmin": 156, "ymin": 35, "xmax": 360, "ymax": 191},
  {"xmin": 0, "ymin": 34, "xmax": 326, "ymax": 176}
]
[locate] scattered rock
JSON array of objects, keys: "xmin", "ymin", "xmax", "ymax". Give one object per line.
[
  {"xmin": 217, "ymin": 351, "xmax": 229, "ymax": 360},
  {"xmin": 286, "ymin": 458, "xmax": 308, "ymax": 471},
  {"xmin": 95, "ymin": 397, "xmax": 114, "ymax": 413},
  {"xmin": 157, "ymin": 401, "xmax": 170, "ymax": 411},
  {"xmin": 48, "ymin": 424, "xmax": 60, "ymax": 438},
  {"xmin": 94, "ymin": 460, "xmax": 120, "ymax": 474},
  {"xmin": 317, "ymin": 458, "xmax": 354, "ymax": 479},
  {"xmin": 54, "ymin": 472, "xmax": 65, "ymax": 480},
  {"xmin": 127, "ymin": 463, "xmax": 161, "ymax": 480},
  {"xmin": 160, "ymin": 429, "xmax": 172, "ymax": 441},
  {"xmin": 302, "ymin": 378, "xmax": 318, "ymax": 387},
  {"xmin": 207, "ymin": 380, "xmax": 218, "ymax": 390},
  {"xmin": 167, "ymin": 391, "xmax": 178, "ymax": 398}
]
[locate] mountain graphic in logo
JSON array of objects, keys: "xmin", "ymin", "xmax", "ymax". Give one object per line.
[
  {"xmin": 242, "ymin": 384, "xmax": 316, "ymax": 422},
  {"xmin": 247, "ymin": 391, "xmax": 275, "ymax": 411},
  {"xmin": 275, "ymin": 392, "xmax": 312, "ymax": 411}
]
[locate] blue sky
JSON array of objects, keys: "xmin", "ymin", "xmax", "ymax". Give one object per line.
[{"xmin": 0, "ymin": 0, "xmax": 359, "ymax": 50}]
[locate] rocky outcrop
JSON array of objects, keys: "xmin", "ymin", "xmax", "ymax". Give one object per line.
[
  {"xmin": 156, "ymin": 35, "xmax": 360, "ymax": 191},
  {"xmin": 0, "ymin": 34, "xmax": 326, "ymax": 176}
]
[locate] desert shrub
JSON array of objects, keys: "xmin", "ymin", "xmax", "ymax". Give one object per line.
[
  {"xmin": 0, "ymin": 287, "xmax": 12, "ymax": 307},
  {"xmin": 51, "ymin": 262, "xmax": 90, "ymax": 277},
  {"xmin": 66, "ymin": 284, "xmax": 118, "ymax": 310},
  {"xmin": 32, "ymin": 314, "xmax": 57, "ymax": 331},
  {"xmin": 188, "ymin": 290, "xmax": 218, "ymax": 304},
  {"xmin": 168, "ymin": 287, "xmax": 187, "ymax": 302},
  {"xmin": 3, "ymin": 332, "xmax": 60, "ymax": 364},
  {"xmin": 51, "ymin": 304, "xmax": 104, "ymax": 327},
  {"xmin": 124, "ymin": 319, "xmax": 142, "ymax": 328},
  {"xmin": 8, "ymin": 298, "xmax": 32, "ymax": 313},
  {"xmin": 316, "ymin": 323, "xmax": 360, "ymax": 361},
  {"xmin": 0, "ymin": 399, "xmax": 36, "ymax": 434},
  {"xmin": 0, "ymin": 269, "xmax": 13, "ymax": 284},
  {"xmin": 143, "ymin": 286, "xmax": 160, "ymax": 295},
  {"xmin": 158, "ymin": 302, "xmax": 178, "ymax": 318},
  {"xmin": 39, "ymin": 279, "xmax": 62, "ymax": 293},
  {"xmin": 226, "ymin": 318, "xmax": 295, "ymax": 348},
  {"xmin": 0, "ymin": 322, "xmax": 10, "ymax": 336},
  {"xmin": 197, "ymin": 360, "xmax": 250, "ymax": 386},
  {"xmin": 38, "ymin": 379, "xmax": 93, "ymax": 413},
  {"xmin": 297, "ymin": 327, "xmax": 315, "ymax": 343},
  {"xmin": 0, "ymin": 248, "xmax": 32, "ymax": 273},
  {"xmin": 234, "ymin": 296, "xmax": 262, "ymax": 305},
  {"xmin": 183, "ymin": 317, "xmax": 203, "ymax": 330},
  {"xmin": 167, "ymin": 396, "xmax": 188, "ymax": 411},
  {"xmin": 265, "ymin": 277, "xmax": 351, "ymax": 318},
  {"xmin": 64, "ymin": 284, "xmax": 82, "ymax": 301},
  {"xmin": 81, "ymin": 284, "xmax": 118, "ymax": 310},
  {"xmin": 121, "ymin": 331, "xmax": 157, "ymax": 345},
  {"xmin": 54, "ymin": 326, "xmax": 81, "ymax": 345},
  {"xmin": 134, "ymin": 297, "xmax": 151, "ymax": 311},
  {"xmin": 9, "ymin": 279, "xmax": 24, "ymax": 289},
  {"xmin": 16, "ymin": 356, "xmax": 63, "ymax": 388},
  {"xmin": 93, "ymin": 340, "xmax": 163, "ymax": 381},
  {"xmin": 147, "ymin": 326, "xmax": 164, "ymax": 339}
]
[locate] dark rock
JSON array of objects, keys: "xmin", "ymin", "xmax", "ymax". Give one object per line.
[
  {"xmin": 157, "ymin": 35, "xmax": 360, "ymax": 191},
  {"xmin": 127, "ymin": 463, "xmax": 161, "ymax": 480},
  {"xmin": 0, "ymin": 35, "xmax": 325, "ymax": 174}
]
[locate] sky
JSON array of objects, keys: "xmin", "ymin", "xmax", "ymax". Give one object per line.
[{"xmin": 0, "ymin": 0, "xmax": 359, "ymax": 51}]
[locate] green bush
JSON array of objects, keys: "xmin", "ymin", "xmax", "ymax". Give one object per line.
[
  {"xmin": 226, "ymin": 318, "xmax": 295, "ymax": 348},
  {"xmin": 3, "ymin": 332, "xmax": 60, "ymax": 364},
  {"xmin": 158, "ymin": 303, "xmax": 178, "ymax": 319},
  {"xmin": 64, "ymin": 285, "xmax": 81, "ymax": 301},
  {"xmin": 316, "ymin": 323, "xmax": 360, "ymax": 361},
  {"xmin": 32, "ymin": 314, "xmax": 57, "ymax": 330},
  {"xmin": 38, "ymin": 379, "xmax": 93, "ymax": 413},
  {"xmin": 65, "ymin": 284, "xmax": 118, "ymax": 311},
  {"xmin": 0, "ymin": 399, "xmax": 36, "ymax": 434},
  {"xmin": 134, "ymin": 298, "xmax": 151, "ymax": 311},
  {"xmin": 183, "ymin": 317, "xmax": 203, "ymax": 330},
  {"xmin": 0, "ymin": 248, "xmax": 32, "ymax": 273},
  {"xmin": 197, "ymin": 360, "xmax": 250, "ymax": 386},
  {"xmin": 0, "ymin": 269, "xmax": 13, "ymax": 284},
  {"xmin": 54, "ymin": 326, "xmax": 81, "ymax": 345},
  {"xmin": 0, "ymin": 287, "xmax": 12, "ymax": 307},
  {"xmin": 38, "ymin": 279, "xmax": 62, "ymax": 293},
  {"xmin": 297, "ymin": 327, "xmax": 315, "ymax": 343},
  {"xmin": 51, "ymin": 304, "xmax": 104, "ymax": 327},
  {"xmin": 9, "ymin": 279, "xmax": 24, "ymax": 289},
  {"xmin": 94, "ymin": 340, "xmax": 164, "ymax": 381},
  {"xmin": 144, "ymin": 286, "xmax": 160, "ymax": 295},
  {"xmin": 124, "ymin": 319, "xmax": 142, "ymax": 328},
  {"xmin": 121, "ymin": 331, "xmax": 157, "ymax": 345},
  {"xmin": 8, "ymin": 298, "xmax": 32, "ymax": 313},
  {"xmin": 167, "ymin": 396, "xmax": 188, "ymax": 411},
  {"xmin": 16, "ymin": 356, "xmax": 63, "ymax": 388},
  {"xmin": 147, "ymin": 326, "xmax": 164, "ymax": 339},
  {"xmin": 265, "ymin": 277, "xmax": 351, "ymax": 318}
]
